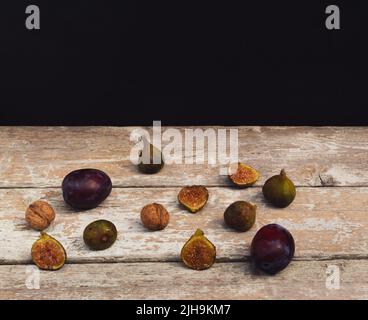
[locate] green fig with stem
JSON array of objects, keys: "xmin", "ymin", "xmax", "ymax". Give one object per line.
[
  {"xmin": 138, "ymin": 136, "xmax": 164, "ymax": 174},
  {"xmin": 262, "ymin": 169, "xmax": 296, "ymax": 208}
]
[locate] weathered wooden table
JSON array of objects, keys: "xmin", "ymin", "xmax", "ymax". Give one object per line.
[{"xmin": 0, "ymin": 127, "xmax": 367, "ymax": 299}]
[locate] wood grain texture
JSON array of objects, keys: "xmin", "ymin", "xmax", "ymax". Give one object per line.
[
  {"xmin": 1, "ymin": 126, "xmax": 367, "ymax": 300},
  {"xmin": 1, "ymin": 187, "xmax": 367, "ymax": 264},
  {"xmin": 1, "ymin": 260, "xmax": 367, "ymax": 300},
  {"xmin": 0, "ymin": 126, "xmax": 368, "ymax": 188}
]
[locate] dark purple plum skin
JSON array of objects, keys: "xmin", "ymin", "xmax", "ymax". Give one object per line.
[
  {"xmin": 250, "ymin": 223, "xmax": 295, "ymax": 274},
  {"xmin": 62, "ymin": 169, "xmax": 112, "ymax": 210}
]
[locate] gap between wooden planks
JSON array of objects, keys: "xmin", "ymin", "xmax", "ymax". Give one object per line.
[
  {"xmin": 1, "ymin": 261, "xmax": 367, "ymax": 300},
  {"xmin": 0, "ymin": 127, "xmax": 367, "ymax": 299},
  {"xmin": 0, "ymin": 187, "xmax": 367, "ymax": 264},
  {"xmin": 0, "ymin": 126, "xmax": 368, "ymax": 187}
]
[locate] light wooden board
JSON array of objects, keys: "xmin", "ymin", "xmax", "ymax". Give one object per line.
[
  {"xmin": 0, "ymin": 126, "xmax": 367, "ymax": 300},
  {"xmin": 0, "ymin": 260, "xmax": 367, "ymax": 300},
  {"xmin": 0, "ymin": 187, "xmax": 367, "ymax": 264},
  {"xmin": 0, "ymin": 126, "xmax": 368, "ymax": 188}
]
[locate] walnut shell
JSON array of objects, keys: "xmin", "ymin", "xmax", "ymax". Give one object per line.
[
  {"xmin": 140, "ymin": 203, "xmax": 169, "ymax": 231},
  {"xmin": 25, "ymin": 200, "xmax": 55, "ymax": 231}
]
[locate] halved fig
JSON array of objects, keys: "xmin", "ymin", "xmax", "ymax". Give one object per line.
[
  {"xmin": 178, "ymin": 186, "xmax": 209, "ymax": 213},
  {"xmin": 228, "ymin": 162, "xmax": 260, "ymax": 187},
  {"xmin": 181, "ymin": 229, "xmax": 216, "ymax": 270},
  {"xmin": 31, "ymin": 232, "xmax": 66, "ymax": 271}
]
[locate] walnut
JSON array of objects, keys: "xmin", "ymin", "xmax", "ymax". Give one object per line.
[
  {"xmin": 25, "ymin": 200, "xmax": 55, "ymax": 231},
  {"xmin": 140, "ymin": 203, "xmax": 169, "ymax": 231}
]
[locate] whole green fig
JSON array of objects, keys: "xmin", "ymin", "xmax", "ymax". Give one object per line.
[
  {"xmin": 83, "ymin": 220, "xmax": 117, "ymax": 250},
  {"xmin": 224, "ymin": 201, "xmax": 256, "ymax": 232},
  {"xmin": 138, "ymin": 137, "xmax": 164, "ymax": 174},
  {"xmin": 262, "ymin": 169, "xmax": 296, "ymax": 208}
]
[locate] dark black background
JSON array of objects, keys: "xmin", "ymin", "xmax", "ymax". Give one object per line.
[{"xmin": 0, "ymin": 1, "xmax": 367, "ymax": 125}]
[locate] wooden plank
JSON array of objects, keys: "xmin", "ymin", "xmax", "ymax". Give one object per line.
[
  {"xmin": 0, "ymin": 260, "xmax": 366, "ymax": 299},
  {"xmin": 0, "ymin": 126, "xmax": 368, "ymax": 188},
  {"xmin": 1, "ymin": 187, "xmax": 367, "ymax": 263}
]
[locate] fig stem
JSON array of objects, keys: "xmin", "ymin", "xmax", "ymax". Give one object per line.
[
  {"xmin": 140, "ymin": 136, "xmax": 150, "ymax": 145},
  {"xmin": 194, "ymin": 229, "xmax": 204, "ymax": 237},
  {"xmin": 280, "ymin": 169, "xmax": 286, "ymax": 177}
]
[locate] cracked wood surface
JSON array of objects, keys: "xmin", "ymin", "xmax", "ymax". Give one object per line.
[
  {"xmin": 0, "ymin": 127, "xmax": 367, "ymax": 188},
  {"xmin": 0, "ymin": 126, "xmax": 367, "ymax": 300},
  {"xmin": 0, "ymin": 187, "xmax": 367, "ymax": 264},
  {"xmin": 1, "ymin": 260, "xmax": 367, "ymax": 300}
]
